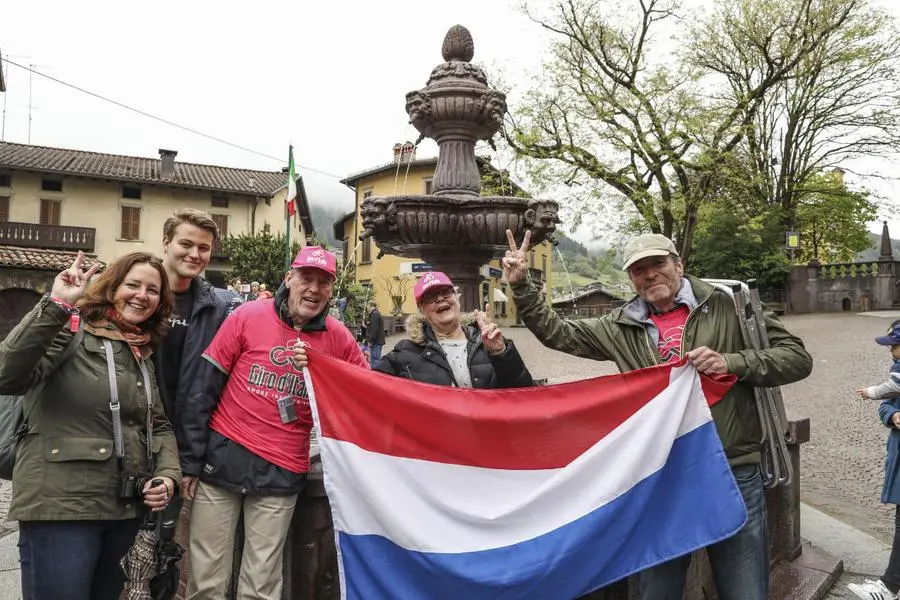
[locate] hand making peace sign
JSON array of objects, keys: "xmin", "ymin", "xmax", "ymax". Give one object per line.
[
  {"xmin": 50, "ymin": 251, "xmax": 101, "ymax": 306},
  {"xmin": 474, "ymin": 303, "xmax": 506, "ymax": 355},
  {"xmin": 501, "ymin": 228, "xmax": 531, "ymax": 285}
]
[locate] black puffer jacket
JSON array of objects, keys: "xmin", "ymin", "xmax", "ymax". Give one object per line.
[
  {"xmin": 374, "ymin": 313, "xmax": 534, "ymax": 388},
  {"xmin": 151, "ymin": 278, "xmax": 229, "ymax": 441}
]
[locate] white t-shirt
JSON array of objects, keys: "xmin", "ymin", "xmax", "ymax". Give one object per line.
[{"xmin": 439, "ymin": 340, "xmax": 472, "ymax": 388}]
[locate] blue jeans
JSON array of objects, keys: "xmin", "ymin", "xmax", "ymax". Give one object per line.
[
  {"xmin": 369, "ymin": 344, "xmax": 383, "ymax": 368},
  {"xmin": 19, "ymin": 518, "xmax": 142, "ymax": 600},
  {"xmin": 637, "ymin": 464, "xmax": 769, "ymax": 600}
]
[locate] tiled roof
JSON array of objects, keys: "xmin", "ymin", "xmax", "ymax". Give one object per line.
[
  {"xmin": 0, "ymin": 142, "xmax": 286, "ymax": 196},
  {"xmin": 0, "ymin": 246, "xmax": 104, "ymax": 272},
  {"xmin": 340, "ymin": 157, "xmax": 439, "ymax": 187}
]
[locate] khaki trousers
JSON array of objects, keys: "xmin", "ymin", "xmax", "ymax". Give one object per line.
[{"xmin": 185, "ymin": 480, "xmax": 298, "ymax": 600}]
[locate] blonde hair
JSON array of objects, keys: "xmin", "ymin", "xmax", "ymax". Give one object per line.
[{"xmin": 163, "ymin": 208, "xmax": 219, "ymax": 241}]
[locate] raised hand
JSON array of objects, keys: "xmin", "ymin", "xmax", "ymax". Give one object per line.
[
  {"xmin": 50, "ymin": 251, "xmax": 101, "ymax": 306},
  {"xmin": 475, "ymin": 303, "xmax": 506, "ymax": 355},
  {"xmin": 501, "ymin": 229, "xmax": 531, "ymax": 285}
]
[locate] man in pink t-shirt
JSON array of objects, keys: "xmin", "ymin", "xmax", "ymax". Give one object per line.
[{"xmin": 179, "ymin": 246, "xmax": 367, "ymax": 600}]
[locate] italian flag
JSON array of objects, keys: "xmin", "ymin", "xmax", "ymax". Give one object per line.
[{"xmin": 286, "ymin": 145, "xmax": 297, "ymax": 217}]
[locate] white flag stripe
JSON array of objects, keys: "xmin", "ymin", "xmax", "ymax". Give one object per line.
[{"xmin": 320, "ymin": 364, "xmax": 713, "ymax": 553}]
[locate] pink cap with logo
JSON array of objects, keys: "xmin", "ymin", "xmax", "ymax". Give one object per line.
[
  {"xmin": 414, "ymin": 271, "xmax": 455, "ymax": 304},
  {"xmin": 290, "ymin": 246, "xmax": 337, "ymax": 279}
]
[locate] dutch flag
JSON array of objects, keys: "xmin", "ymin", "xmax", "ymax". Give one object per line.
[{"xmin": 305, "ymin": 353, "xmax": 747, "ymax": 600}]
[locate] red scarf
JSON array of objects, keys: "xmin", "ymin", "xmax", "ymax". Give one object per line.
[{"xmin": 104, "ymin": 307, "xmax": 152, "ymax": 347}]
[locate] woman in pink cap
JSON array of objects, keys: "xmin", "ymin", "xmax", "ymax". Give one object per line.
[{"xmin": 374, "ymin": 271, "xmax": 534, "ymax": 389}]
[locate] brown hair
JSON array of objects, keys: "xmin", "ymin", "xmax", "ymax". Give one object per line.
[
  {"xmin": 77, "ymin": 252, "xmax": 174, "ymax": 346},
  {"xmin": 162, "ymin": 208, "xmax": 219, "ymax": 242}
]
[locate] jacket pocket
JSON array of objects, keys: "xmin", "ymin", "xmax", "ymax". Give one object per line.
[{"xmin": 42, "ymin": 436, "xmax": 115, "ymax": 497}]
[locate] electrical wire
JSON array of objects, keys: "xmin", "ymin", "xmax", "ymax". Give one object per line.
[{"xmin": 0, "ymin": 57, "xmax": 345, "ymax": 180}]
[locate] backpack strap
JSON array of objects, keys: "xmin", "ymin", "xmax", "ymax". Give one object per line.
[{"xmin": 19, "ymin": 321, "xmax": 85, "ymax": 430}]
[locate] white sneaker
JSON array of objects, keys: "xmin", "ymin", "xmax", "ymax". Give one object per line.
[{"xmin": 848, "ymin": 579, "xmax": 899, "ymax": 600}]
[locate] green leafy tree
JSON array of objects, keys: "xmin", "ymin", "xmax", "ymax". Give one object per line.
[
  {"xmin": 333, "ymin": 260, "xmax": 367, "ymax": 328},
  {"xmin": 795, "ymin": 172, "xmax": 878, "ymax": 263},
  {"xmin": 222, "ymin": 232, "xmax": 300, "ymax": 290},
  {"xmin": 688, "ymin": 199, "xmax": 791, "ymax": 287},
  {"xmin": 737, "ymin": 2, "xmax": 899, "ymax": 231},
  {"xmin": 504, "ymin": 0, "xmax": 859, "ymax": 261}
]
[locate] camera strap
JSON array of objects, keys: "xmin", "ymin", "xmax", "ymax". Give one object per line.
[
  {"xmin": 102, "ymin": 340, "xmax": 126, "ymax": 462},
  {"xmin": 137, "ymin": 359, "xmax": 153, "ymax": 465}
]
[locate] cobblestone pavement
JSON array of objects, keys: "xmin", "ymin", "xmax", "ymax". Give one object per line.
[{"xmin": 0, "ymin": 311, "xmax": 894, "ymax": 594}]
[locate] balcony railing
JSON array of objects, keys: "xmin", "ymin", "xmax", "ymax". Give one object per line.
[{"xmin": 0, "ymin": 221, "xmax": 95, "ymax": 252}]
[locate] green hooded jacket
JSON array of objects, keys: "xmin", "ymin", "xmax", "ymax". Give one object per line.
[
  {"xmin": 0, "ymin": 296, "xmax": 181, "ymax": 521},
  {"xmin": 512, "ymin": 275, "xmax": 813, "ymax": 466}
]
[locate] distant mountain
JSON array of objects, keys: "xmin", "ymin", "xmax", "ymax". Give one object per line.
[
  {"xmin": 856, "ymin": 232, "xmax": 899, "ymax": 262},
  {"xmin": 309, "ymin": 204, "xmax": 348, "ymax": 249}
]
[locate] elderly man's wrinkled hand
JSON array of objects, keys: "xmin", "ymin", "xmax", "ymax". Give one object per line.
[
  {"xmin": 686, "ymin": 346, "xmax": 729, "ymax": 375},
  {"xmin": 501, "ymin": 229, "xmax": 531, "ymax": 285},
  {"xmin": 290, "ymin": 339, "xmax": 308, "ymax": 370}
]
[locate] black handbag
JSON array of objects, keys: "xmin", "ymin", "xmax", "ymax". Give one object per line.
[{"xmin": 0, "ymin": 323, "xmax": 84, "ymax": 480}]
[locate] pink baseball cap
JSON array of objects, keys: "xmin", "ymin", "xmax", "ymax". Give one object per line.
[
  {"xmin": 414, "ymin": 271, "xmax": 455, "ymax": 304},
  {"xmin": 290, "ymin": 246, "xmax": 337, "ymax": 279}
]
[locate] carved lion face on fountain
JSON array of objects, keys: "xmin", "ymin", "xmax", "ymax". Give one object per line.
[
  {"xmin": 361, "ymin": 197, "xmax": 399, "ymax": 239},
  {"xmin": 405, "ymin": 91, "xmax": 432, "ymax": 125},
  {"xmin": 525, "ymin": 201, "xmax": 561, "ymax": 243}
]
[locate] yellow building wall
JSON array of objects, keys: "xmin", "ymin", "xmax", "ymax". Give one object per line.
[
  {"xmin": 341, "ymin": 165, "xmax": 552, "ymax": 327},
  {"xmin": 5, "ymin": 172, "xmax": 302, "ymax": 268}
]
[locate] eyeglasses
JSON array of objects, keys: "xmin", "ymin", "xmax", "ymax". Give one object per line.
[{"xmin": 421, "ymin": 288, "xmax": 456, "ymax": 305}]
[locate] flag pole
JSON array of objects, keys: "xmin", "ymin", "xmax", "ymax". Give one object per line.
[{"xmin": 285, "ymin": 144, "xmax": 293, "ymax": 272}]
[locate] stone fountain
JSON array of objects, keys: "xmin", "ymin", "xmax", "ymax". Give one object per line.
[{"xmin": 360, "ymin": 24, "xmax": 560, "ymax": 310}]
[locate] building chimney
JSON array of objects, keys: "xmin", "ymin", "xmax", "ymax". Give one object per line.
[
  {"xmin": 393, "ymin": 143, "xmax": 403, "ymax": 164},
  {"xmin": 401, "ymin": 141, "xmax": 416, "ymax": 164},
  {"xmin": 159, "ymin": 149, "xmax": 178, "ymax": 179}
]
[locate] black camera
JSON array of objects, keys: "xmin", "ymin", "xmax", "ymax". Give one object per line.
[{"xmin": 119, "ymin": 473, "xmax": 152, "ymax": 500}]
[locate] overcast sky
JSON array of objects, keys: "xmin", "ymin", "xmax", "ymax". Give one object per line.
[{"xmin": 2, "ymin": 0, "xmax": 899, "ymax": 247}]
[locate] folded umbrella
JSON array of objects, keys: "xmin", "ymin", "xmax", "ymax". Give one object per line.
[{"xmin": 121, "ymin": 510, "xmax": 183, "ymax": 600}]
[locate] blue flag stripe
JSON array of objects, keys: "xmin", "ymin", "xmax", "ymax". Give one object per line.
[{"xmin": 337, "ymin": 421, "xmax": 747, "ymax": 600}]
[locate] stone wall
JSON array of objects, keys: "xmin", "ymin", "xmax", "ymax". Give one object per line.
[{"xmin": 787, "ymin": 261, "xmax": 897, "ymax": 314}]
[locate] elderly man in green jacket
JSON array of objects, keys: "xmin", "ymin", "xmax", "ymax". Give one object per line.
[{"xmin": 503, "ymin": 230, "xmax": 813, "ymax": 600}]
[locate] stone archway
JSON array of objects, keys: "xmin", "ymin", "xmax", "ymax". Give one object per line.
[{"xmin": 0, "ymin": 288, "xmax": 42, "ymax": 341}]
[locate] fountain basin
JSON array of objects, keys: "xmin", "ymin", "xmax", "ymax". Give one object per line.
[{"xmin": 360, "ymin": 194, "xmax": 560, "ymax": 257}]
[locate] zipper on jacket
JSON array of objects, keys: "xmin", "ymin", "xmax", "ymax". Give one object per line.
[
  {"xmin": 678, "ymin": 286, "xmax": 715, "ymax": 358},
  {"xmin": 644, "ymin": 333, "xmax": 659, "ymax": 366}
]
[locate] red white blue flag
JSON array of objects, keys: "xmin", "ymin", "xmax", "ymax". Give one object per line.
[{"xmin": 305, "ymin": 353, "xmax": 746, "ymax": 600}]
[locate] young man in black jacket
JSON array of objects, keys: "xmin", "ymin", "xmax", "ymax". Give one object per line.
[{"xmin": 153, "ymin": 209, "xmax": 232, "ymax": 530}]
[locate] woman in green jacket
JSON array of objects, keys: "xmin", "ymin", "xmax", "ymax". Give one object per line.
[{"xmin": 0, "ymin": 251, "xmax": 182, "ymax": 600}]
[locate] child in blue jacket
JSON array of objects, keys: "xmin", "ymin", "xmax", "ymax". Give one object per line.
[{"xmin": 850, "ymin": 319, "xmax": 900, "ymax": 600}]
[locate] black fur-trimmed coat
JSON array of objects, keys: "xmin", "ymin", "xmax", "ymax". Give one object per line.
[{"xmin": 374, "ymin": 312, "xmax": 534, "ymax": 389}]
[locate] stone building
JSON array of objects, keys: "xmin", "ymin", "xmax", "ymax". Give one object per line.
[{"xmin": 0, "ymin": 141, "xmax": 314, "ymax": 339}]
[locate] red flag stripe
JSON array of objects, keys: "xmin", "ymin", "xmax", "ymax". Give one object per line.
[{"xmin": 308, "ymin": 350, "xmax": 735, "ymax": 470}]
